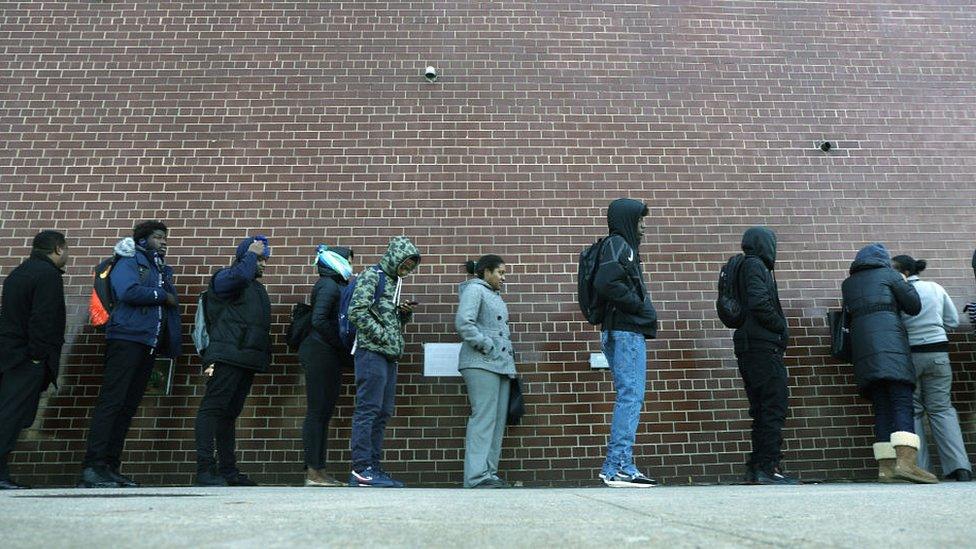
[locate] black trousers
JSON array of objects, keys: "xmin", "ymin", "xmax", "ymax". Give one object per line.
[
  {"xmin": 736, "ymin": 348, "xmax": 789, "ymax": 470},
  {"xmin": 300, "ymin": 341, "xmax": 343, "ymax": 470},
  {"xmin": 195, "ymin": 362, "xmax": 254, "ymax": 476},
  {"xmin": 83, "ymin": 340, "xmax": 155, "ymax": 469},
  {"xmin": 0, "ymin": 361, "xmax": 46, "ymax": 479}
]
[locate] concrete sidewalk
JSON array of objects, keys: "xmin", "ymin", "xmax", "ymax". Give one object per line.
[{"xmin": 1, "ymin": 483, "xmax": 972, "ymax": 548}]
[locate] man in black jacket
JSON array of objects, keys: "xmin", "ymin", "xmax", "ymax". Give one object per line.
[
  {"xmin": 194, "ymin": 236, "xmax": 272, "ymax": 486},
  {"xmin": 0, "ymin": 230, "xmax": 68, "ymax": 489},
  {"xmin": 593, "ymin": 198, "xmax": 659, "ymax": 488},
  {"xmin": 733, "ymin": 227, "xmax": 796, "ymax": 485}
]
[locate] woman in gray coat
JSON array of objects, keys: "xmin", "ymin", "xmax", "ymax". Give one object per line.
[{"xmin": 456, "ymin": 255, "xmax": 515, "ymax": 488}]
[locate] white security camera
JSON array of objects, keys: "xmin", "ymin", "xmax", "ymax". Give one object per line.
[{"xmin": 424, "ymin": 66, "xmax": 438, "ymax": 81}]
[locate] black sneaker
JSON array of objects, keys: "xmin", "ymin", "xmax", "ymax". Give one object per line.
[
  {"xmin": 77, "ymin": 466, "xmax": 121, "ymax": 488},
  {"xmin": 194, "ymin": 469, "xmax": 228, "ymax": 487},
  {"xmin": 472, "ymin": 477, "xmax": 507, "ymax": 489},
  {"xmin": 225, "ymin": 472, "xmax": 258, "ymax": 486},
  {"xmin": 756, "ymin": 466, "xmax": 799, "ymax": 485},
  {"xmin": 743, "ymin": 463, "xmax": 758, "ymax": 484},
  {"xmin": 107, "ymin": 468, "xmax": 138, "ymax": 488},
  {"xmin": 947, "ymin": 469, "xmax": 973, "ymax": 482},
  {"xmin": 0, "ymin": 478, "xmax": 30, "ymax": 490},
  {"xmin": 599, "ymin": 471, "xmax": 659, "ymax": 488}
]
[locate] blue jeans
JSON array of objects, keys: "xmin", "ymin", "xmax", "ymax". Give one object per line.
[
  {"xmin": 868, "ymin": 380, "xmax": 914, "ymax": 442},
  {"xmin": 350, "ymin": 348, "xmax": 397, "ymax": 471},
  {"xmin": 601, "ymin": 330, "xmax": 647, "ymax": 476}
]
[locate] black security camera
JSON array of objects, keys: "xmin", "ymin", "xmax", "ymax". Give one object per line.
[{"xmin": 820, "ymin": 141, "xmax": 833, "ymax": 152}]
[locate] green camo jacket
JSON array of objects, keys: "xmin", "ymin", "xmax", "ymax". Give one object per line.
[{"xmin": 348, "ymin": 236, "xmax": 421, "ymax": 359}]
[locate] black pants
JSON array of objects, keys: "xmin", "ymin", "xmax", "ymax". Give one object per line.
[
  {"xmin": 736, "ymin": 348, "xmax": 789, "ymax": 470},
  {"xmin": 0, "ymin": 361, "xmax": 46, "ymax": 480},
  {"xmin": 83, "ymin": 340, "xmax": 155, "ymax": 469},
  {"xmin": 867, "ymin": 380, "xmax": 914, "ymax": 441},
  {"xmin": 195, "ymin": 362, "xmax": 254, "ymax": 476},
  {"xmin": 300, "ymin": 342, "xmax": 343, "ymax": 470}
]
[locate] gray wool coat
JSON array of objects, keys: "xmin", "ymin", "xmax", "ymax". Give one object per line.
[{"xmin": 455, "ymin": 278, "xmax": 516, "ymax": 376}]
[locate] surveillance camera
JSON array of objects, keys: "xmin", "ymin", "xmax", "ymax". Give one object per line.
[
  {"xmin": 819, "ymin": 141, "xmax": 833, "ymax": 152},
  {"xmin": 424, "ymin": 66, "xmax": 438, "ymax": 81}
]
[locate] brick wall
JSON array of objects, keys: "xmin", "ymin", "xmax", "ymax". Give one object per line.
[{"xmin": 2, "ymin": 1, "xmax": 975, "ymax": 487}]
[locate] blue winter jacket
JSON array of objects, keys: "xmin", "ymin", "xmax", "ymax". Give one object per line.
[{"xmin": 104, "ymin": 238, "xmax": 182, "ymax": 358}]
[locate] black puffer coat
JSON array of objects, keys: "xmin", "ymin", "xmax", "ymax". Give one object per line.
[
  {"xmin": 733, "ymin": 227, "xmax": 788, "ymax": 354},
  {"xmin": 841, "ymin": 243, "xmax": 921, "ymax": 395},
  {"xmin": 299, "ymin": 247, "xmax": 354, "ymax": 369}
]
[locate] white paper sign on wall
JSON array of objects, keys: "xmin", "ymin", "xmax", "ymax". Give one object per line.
[{"xmin": 423, "ymin": 343, "xmax": 463, "ymax": 377}]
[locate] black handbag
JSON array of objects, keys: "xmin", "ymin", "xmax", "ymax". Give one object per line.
[
  {"xmin": 507, "ymin": 377, "xmax": 525, "ymax": 426},
  {"xmin": 828, "ymin": 308, "xmax": 852, "ymax": 363}
]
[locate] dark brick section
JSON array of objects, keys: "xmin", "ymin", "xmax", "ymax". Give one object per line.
[{"xmin": 1, "ymin": 2, "xmax": 975, "ymax": 487}]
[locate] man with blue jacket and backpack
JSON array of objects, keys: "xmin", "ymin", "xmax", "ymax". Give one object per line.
[{"xmin": 79, "ymin": 221, "xmax": 182, "ymax": 488}]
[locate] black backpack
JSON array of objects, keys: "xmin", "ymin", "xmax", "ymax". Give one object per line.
[
  {"xmin": 286, "ymin": 287, "xmax": 319, "ymax": 352},
  {"xmin": 577, "ymin": 237, "xmax": 614, "ymax": 325},
  {"xmin": 827, "ymin": 308, "xmax": 852, "ymax": 362},
  {"xmin": 716, "ymin": 254, "xmax": 747, "ymax": 328}
]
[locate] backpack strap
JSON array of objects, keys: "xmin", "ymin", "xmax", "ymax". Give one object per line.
[{"xmin": 372, "ymin": 265, "xmax": 386, "ymax": 305}]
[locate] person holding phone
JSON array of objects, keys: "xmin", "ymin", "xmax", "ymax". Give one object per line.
[{"xmin": 455, "ymin": 255, "xmax": 516, "ymax": 488}]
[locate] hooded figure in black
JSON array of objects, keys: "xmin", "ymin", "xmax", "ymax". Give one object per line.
[
  {"xmin": 299, "ymin": 245, "xmax": 354, "ymax": 487},
  {"xmin": 841, "ymin": 243, "xmax": 936, "ymax": 484},
  {"xmin": 733, "ymin": 226, "xmax": 796, "ymax": 485},
  {"xmin": 592, "ymin": 198, "xmax": 660, "ymax": 488},
  {"xmin": 594, "ymin": 198, "xmax": 657, "ymax": 338}
]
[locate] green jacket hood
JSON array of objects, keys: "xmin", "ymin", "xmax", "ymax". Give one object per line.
[{"xmin": 379, "ymin": 236, "xmax": 421, "ymax": 277}]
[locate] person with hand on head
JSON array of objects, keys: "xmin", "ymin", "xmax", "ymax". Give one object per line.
[
  {"xmin": 892, "ymin": 254, "xmax": 972, "ymax": 481},
  {"xmin": 79, "ymin": 221, "xmax": 181, "ymax": 488},
  {"xmin": 193, "ymin": 236, "xmax": 271, "ymax": 487},
  {"xmin": 0, "ymin": 230, "xmax": 68, "ymax": 490},
  {"xmin": 300, "ymin": 245, "xmax": 354, "ymax": 487},
  {"xmin": 842, "ymin": 243, "xmax": 935, "ymax": 484},
  {"xmin": 456, "ymin": 255, "xmax": 516, "ymax": 488},
  {"xmin": 347, "ymin": 236, "xmax": 421, "ymax": 488}
]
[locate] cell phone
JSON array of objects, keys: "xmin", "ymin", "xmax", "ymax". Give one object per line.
[{"xmin": 405, "ymin": 300, "xmax": 420, "ymax": 306}]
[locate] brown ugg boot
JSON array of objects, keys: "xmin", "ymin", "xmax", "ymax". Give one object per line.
[
  {"xmin": 890, "ymin": 432, "xmax": 939, "ymax": 484},
  {"xmin": 872, "ymin": 442, "xmax": 906, "ymax": 483},
  {"xmin": 305, "ymin": 468, "xmax": 344, "ymax": 487}
]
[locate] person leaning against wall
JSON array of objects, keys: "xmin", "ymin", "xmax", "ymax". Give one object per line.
[
  {"xmin": 892, "ymin": 254, "xmax": 972, "ymax": 482},
  {"xmin": 841, "ymin": 243, "xmax": 936, "ymax": 484},
  {"xmin": 0, "ymin": 231, "xmax": 68, "ymax": 490},
  {"xmin": 455, "ymin": 255, "xmax": 516, "ymax": 488}
]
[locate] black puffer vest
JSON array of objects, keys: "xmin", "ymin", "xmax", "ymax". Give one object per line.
[{"xmin": 202, "ymin": 277, "xmax": 272, "ymax": 372}]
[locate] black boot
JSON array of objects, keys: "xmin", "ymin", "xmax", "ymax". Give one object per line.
[
  {"xmin": 194, "ymin": 468, "xmax": 228, "ymax": 487},
  {"xmin": 77, "ymin": 466, "xmax": 122, "ymax": 488},
  {"xmin": 947, "ymin": 469, "xmax": 973, "ymax": 482},
  {"xmin": 224, "ymin": 471, "xmax": 258, "ymax": 486},
  {"xmin": 743, "ymin": 462, "xmax": 758, "ymax": 484},
  {"xmin": 0, "ymin": 478, "xmax": 30, "ymax": 490},
  {"xmin": 107, "ymin": 467, "xmax": 138, "ymax": 488}
]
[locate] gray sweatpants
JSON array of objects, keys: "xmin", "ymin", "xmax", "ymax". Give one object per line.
[
  {"xmin": 912, "ymin": 352, "xmax": 972, "ymax": 476},
  {"xmin": 461, "ymin": 367, "xmax": 510, "ymax": 487}
]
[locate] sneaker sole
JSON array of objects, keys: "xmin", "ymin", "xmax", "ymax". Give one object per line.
[
  {"xmin": 305, "ymin": 480, "xmax": 344, "ymax": 487},
  {"xmin": 601, "ymin": 479, "xmax": 657, "ymax": 488}
]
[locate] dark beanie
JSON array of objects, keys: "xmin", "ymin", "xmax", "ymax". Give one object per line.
[{"xmin": 235, "ymin": 235, "xmax": 270, "ymax": 261}]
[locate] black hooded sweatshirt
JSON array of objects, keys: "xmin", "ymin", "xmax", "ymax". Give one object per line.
[
  {"xmin": 593, "ymin": 198, "xmax": 658, "ymax": 338},
  {"xmin": 733, "ymin": 227, "xmax": 789, "ymax": 353}
]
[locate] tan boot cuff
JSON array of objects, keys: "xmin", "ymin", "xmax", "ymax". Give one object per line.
[
  {"xmin": 872, "ymin": 442, "xmax": 896, "ymax": 460},
  {"xmin": 890, "ymin": 431, "xmax": 920, "ymax": 449}
]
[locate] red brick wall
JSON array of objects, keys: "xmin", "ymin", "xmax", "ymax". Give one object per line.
[{"xmin": 2, "ymin": 1, "xmax": 975, "ymax": 487}]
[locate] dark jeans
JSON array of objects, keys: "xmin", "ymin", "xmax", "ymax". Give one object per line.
[
  {"xmin": 0, "ymin": 360, "xmax": 46, "ymax": 479},
  {"xmin": 350, "ymin": 348, "xmax": 397, "ymax": 471},
  {"xmin": 867, "ymin": 380, "xmax": 914, "ymax": 441},
  {"xmin": 83, "ymin": 340, "xmax": 155, "ymax": 469},
  {"xmin": 736, "ymin": 348, "xmax": 789, "ymax": 470},
  {"xmin": 195, "ymin": 362, "xmax": 255, "ymax": 476},
  {"xmin": 301, "ymin": 343, "xmax": 343, "ymax": 470}
]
